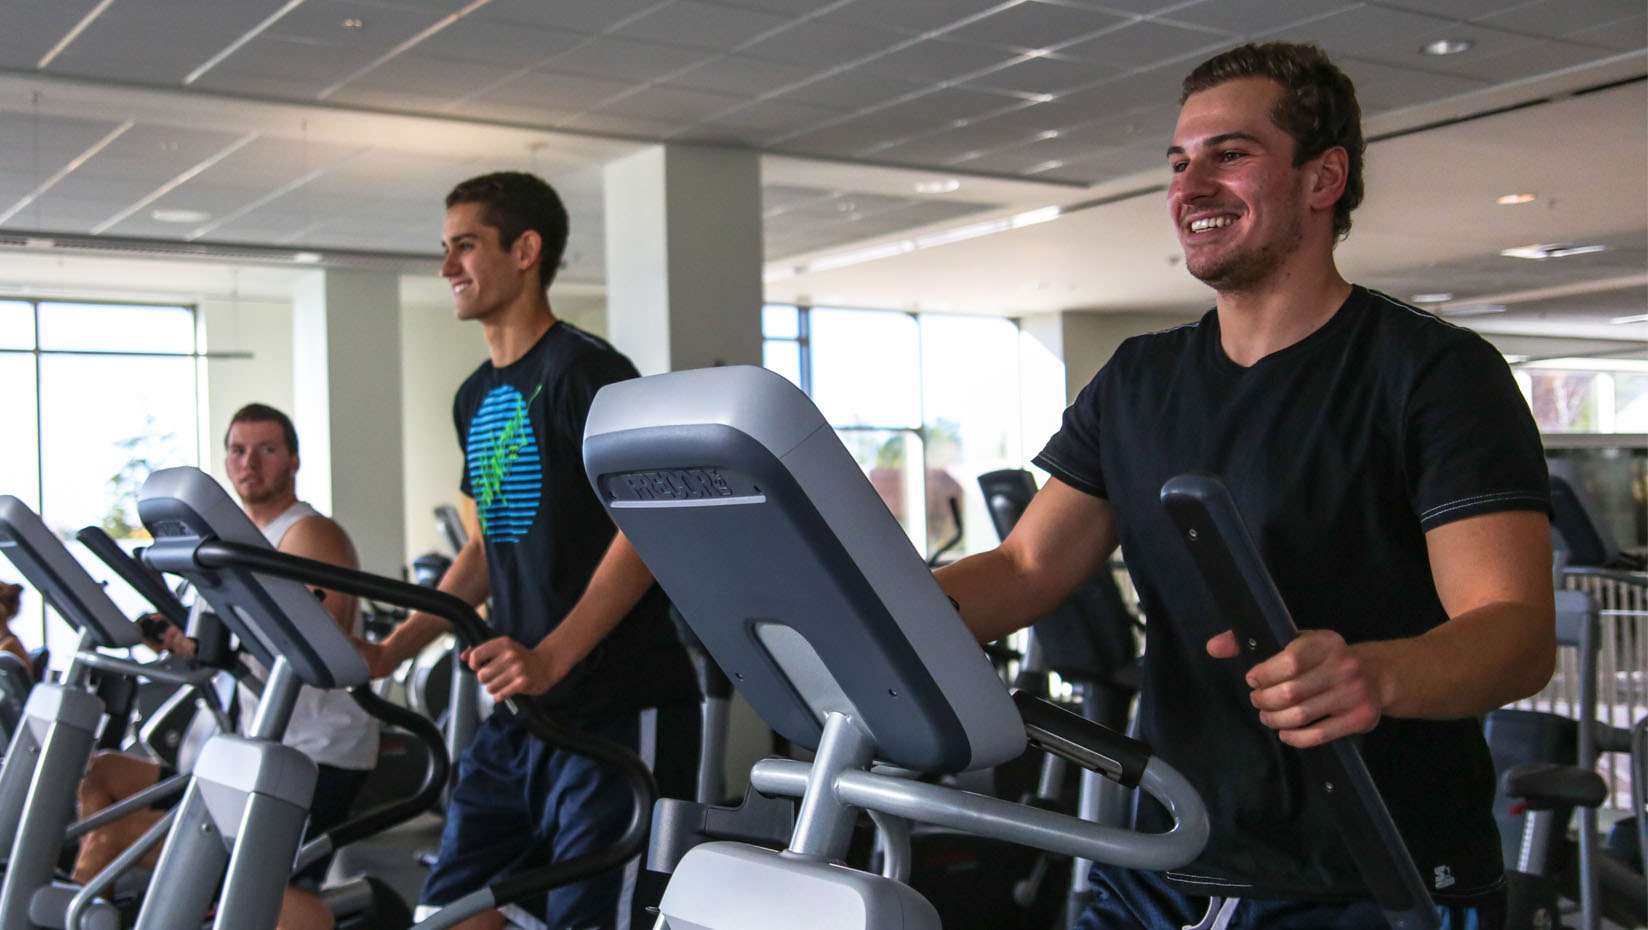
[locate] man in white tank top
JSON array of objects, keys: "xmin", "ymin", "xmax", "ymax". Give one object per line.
[{"xmin": 74, "ymin": 403, "xmax": 379, "ymax": 930}]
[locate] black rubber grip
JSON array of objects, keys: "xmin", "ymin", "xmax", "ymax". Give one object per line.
[
  {"xmin": 1013, "ymin": 689, "xmax": 1152, "ymax": 788},
  {"xmin": 1161, "ymin": 472, "xmax": 1440, "ymax": 930}
]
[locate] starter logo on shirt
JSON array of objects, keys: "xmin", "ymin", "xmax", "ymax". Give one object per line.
[{"xmin": 467, "ymin": 384, "xmax": 543, "ymax": 543}]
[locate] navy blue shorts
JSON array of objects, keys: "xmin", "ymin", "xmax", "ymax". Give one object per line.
[
  {"xmin": 1074, "ymin": 863, "xmax": 1504, "ymax": 930},
  {"xmin": 420, "ymin": 705, "xmax": 699, "ymax": 930}
]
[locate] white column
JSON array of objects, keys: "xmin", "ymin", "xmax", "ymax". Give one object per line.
[
  {"xmin": 292, "ymin": 268, "xmax": 405, "ymax": 577},
  {"xmin": 602, "ymin": 144, "xmax": 763, "ymax": 375}
]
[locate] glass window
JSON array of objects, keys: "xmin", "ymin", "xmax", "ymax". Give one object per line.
[
  {"xmin": 764, "ymin": 340, "xmax": 801, "ymax": 388},
  {"xmin": 810, "ymin": 308, "xmax": 920, "ymax": 428},
  {"xmin": 1616, "ymin": 374, "xmax": 1648, "ymax": 433},
  {"xmin": 0, "ymin": 301, "xmax": 33, "ymax": 349},
  {"xmin": 762, "ymin": 304, "xmax": 799, "ymax": 340},
  {"xmin": 39, "ymin": 354, "xmax": 197, "ymax": 540},
  {"xmin": 38, "ymin": 302, "xmax": 194, "ymax": 353},
  {"xmin": 837, "ymin": 429, "xmax": 926, "ymax": 551},
  {"xmin": 1529, "ymin": 371, "xmax": 1603, "ymax": 432},
  {"xmin": 0, "ymin": 353, "xmax": 42, "ymax": 653},
  {"xmin": 920, "ymin": 314, "xmax": 1022, "ymax": 559}
]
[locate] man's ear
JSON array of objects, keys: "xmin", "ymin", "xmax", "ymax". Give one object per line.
[
  {"xmin": 291, "ymin": 452, "xmax": 300, "ymax": 473},
  {"xmin": 1307, "ymin": 146, "xmax": 1349, "ymax": 213},
  {"xmin": 513, "ymin": 229, "xmax": 543, "ymax": 276}
]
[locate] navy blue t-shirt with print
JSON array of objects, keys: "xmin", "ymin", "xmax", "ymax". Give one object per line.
[
  {"xmin": 454, "ymin": 321, "xmax": 697, "ymax": 719},
  {"xmin": 1035, "ymin": 286, "xmax": 1548, "ymax": 902}
]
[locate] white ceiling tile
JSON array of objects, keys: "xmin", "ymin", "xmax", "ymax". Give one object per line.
[
  {"xmin": 0, "ymin": 0, "xmax": 105, "ymax": 70},
  {"xmin": 473, "ymin": 70, "xmax": 635, "ymax": 111},
  {"xmin": 412, "ymin": 19, "xmax": 592, "ymax": 67},
  {"xmin": 1255, "ymin": 5, "xmax": 1456, "ymax": 58},
  {"xmin": 1058, "ymin": 20, "xmax": 1231, "ymax": 69},
  {"xmin": 1160, "ymin": 0, "xmax": 1357, "ymax": 37},
  {"xmin": 1559, "ymin": 13, "xmax": 1647, "ymax": 51},
  {"xmin": 739, "ymin": 19, "xmax": 910, "ymax": 66},
  {"xmin": 265, "ymin": 0, "xmax": 445, "ymax": 50},
  {"xmin": 475, "ymin": 0, "xmax": 665, "ymax": 34},
  {"xmin": 1478, "ymin": 0, "xmax": 1645, "ymax": 39},
  {"xmin": 667, "ymin": 56, "xmax": 827, "ymax": 96},
  {"xmin": 945, "ymin": 1, "xmax": 1130, "ymax": 51},
  {"xmin": 542, "ymin": 37, "xmax": 720, "ymax": 83},
  {"xmin": 1333, "ymin": 57, "xmax": 1488, "ymax": 111},
  {"xmin": 860, "ymin": 37, "xmax": 1023, "ymax": 82},
  {"xmin": 589, "ymin": 85, "xmax": 747, "ymax": 122},
  {"xmin": 769, "ymin": 70, "xmax": 929, "ymax": 109},
  {"xmin": 961, "ymin": 54, "xmax": 1123, "ymax": 96},
  {"xmin": 612, "ymin": 2, "xmax": 798, "ymax": 50},
  {"xmin": 828, "ymin": 0, "xmax": 1017, "ymax": 35}
]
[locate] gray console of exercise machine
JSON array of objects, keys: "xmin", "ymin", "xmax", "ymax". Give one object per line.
[
  {"xmin": 137, "ymin": 466, "xmax": 657, "ymax": 930},
  {"xmin": 582, "ymin": 365, "xmax": 1210, "ymax": 929},
  {"xmin": 134, "ymin": 467, "xmax": 369, "ymax": 930},
  {"xmin": 0, "ymin": 497, "xmax": 230, "ymax": 930},
  {"xmin": 0, "ymin": 496, "xmax": 137, "ymax": 930}
]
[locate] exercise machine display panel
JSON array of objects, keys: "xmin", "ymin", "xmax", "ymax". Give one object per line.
[
  {"xmin": 584, "ymin": 365, "xmax": 1024, "ymax": 774},
  {"xmin": 137, "ymin": 467, "xmax": 367, "ymax": 690},
  {"xmin": 0, "ymin": 495, "xmax": 141, "ymax": 649}
]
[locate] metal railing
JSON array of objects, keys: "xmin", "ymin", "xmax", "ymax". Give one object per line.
[{"xmin": 1517, "ymin": 569, "xmax": 1648, "ymax": 809}]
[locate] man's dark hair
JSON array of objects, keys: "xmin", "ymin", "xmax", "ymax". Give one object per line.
[
  {"xmin": 445, "ymin": 171, "xmax": 570, "ymax": 291},
  {"xmin": 1181, "ymin": 42, "xmax": 1365, "ymax": 241},
  {"xmin": 226, "ymin": 403, "xmax": 298, "ymax": 455}
]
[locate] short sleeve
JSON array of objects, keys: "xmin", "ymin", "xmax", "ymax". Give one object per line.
[
  {"xmin": 1032, "ymin": 367, "xmax": 1110, "ymax": 499},
  {"xmin": 454, "ymin": 386, "xmax": 473, "ymax": 499},
  {"xmin": 1405, "ymin": 334, "xmax": 1548, "ymax": 530},
  {"xmin": 553, "ymin": 351, "xmax": 637, "ymax": 456}
]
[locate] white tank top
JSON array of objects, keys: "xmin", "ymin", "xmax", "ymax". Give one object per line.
[{"xmin": 238, "ymin": 500, "xmax": 380, "ymax": 771}]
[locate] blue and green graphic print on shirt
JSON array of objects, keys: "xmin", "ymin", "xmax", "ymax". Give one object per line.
[{"xmin": 467, "ymin": 384, "xmax": 543, "ymax": 542}]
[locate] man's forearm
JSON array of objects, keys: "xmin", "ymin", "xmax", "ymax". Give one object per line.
[
  {"xmin": 379, "ymin": 534, "xmax": 491, "ymax": 666},
  {"xmin": 1358, "ymin": 599, "xmax": 1555, "ymax": 721},
  {"xmin": 535, "ymin": 530, "xmax": 653, "ymax": 672}
]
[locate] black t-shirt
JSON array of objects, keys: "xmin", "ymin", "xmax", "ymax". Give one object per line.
[
  {"xmin": 1035, "ymin": 286, "xmax": 1548, "ymax": 901},
  {"xmin": 454, "ymin": 321, "xmax": 698, "ymax": 718}
]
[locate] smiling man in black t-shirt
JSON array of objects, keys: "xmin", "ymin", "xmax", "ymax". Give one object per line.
[
  {"xmin": 357, "ymin": 171, "xmax": 697, "ymax": 930},
  {"xmin": 936, "ymin": 43, "xmax": 1553, "ymax": 930}
]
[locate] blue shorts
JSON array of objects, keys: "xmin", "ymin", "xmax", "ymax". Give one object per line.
[
  {"xmin": 1074, "ymin": 863, "xmax": 1504, "ymax": 930},
  {"xmin": 420, "ymin": 704, "xmax": 699, "ymax": 930}
]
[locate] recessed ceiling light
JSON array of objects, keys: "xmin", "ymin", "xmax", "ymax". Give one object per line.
[
  {"xmin": 291, "ymin": 252, "xmax": 324, "ymax": 264},
  {"xmin": 1411, "ymin": 292, "xmax": 1453, "ymax": 303},
  {"xmin": 915, "ymin": 178, "xmax": 960, "ymax": 194},
  {"xmin": 1440, "ymin": 304, "xmax": 1507, "ymax": 317},
  {"xmin": 342, "ymin": 18, "xmax": 364, "ymax": 29},
  {"xmin": 1501, "ymin": 243, "xmax": 1608, "ymax": 260},
  {"xmin": 1029, "ymin": 93, "xmax": 1057, "ymax": 104},
  {"xmin": 1027, "ymin": 48, "xmax": 1053, "ymax": 59},
  {"xmin": 1496, "ymin": 193, "xmax": 1536, "ymax": 205},
  {"xmin": 1610, "ymin": 313, "xmax": 1648, "ymax": 325},
  {"xmin": 151, "ymin": 208, "xmax": 211, "ymax": 224},
  {"xmin": 1421, "ymin": 38, "xmax": 1473, "ymax": 56},
  {"xmin": 1036, "ymin": 129, "xmax": 1060, "ymax": 140},
  {"xmin": 1027, "ymin": 160, "xmax": 1064, "ymax": 173}
]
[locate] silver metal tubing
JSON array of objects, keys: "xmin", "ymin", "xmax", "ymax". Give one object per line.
[
  {"xmin": 786, "ymin": 713, "xmax": 874, "ymax": 860},
  {"xmin": 67, "ymin": 808, "xmax": 177, "ymax": 930},
  {"xmin": 752, "ymin": 756, "xmax": 1208, "ymax": 872},
  {"xmin": 866, "ymin": 810, "xmax": 912, "ymax": 881},
  {"xmin": 64, "ymin": 772, "xmax": 189, "ymax": 841},
  {"xmin": 248, "ymin": 656, "xmax": 302, "ymax": 742}
]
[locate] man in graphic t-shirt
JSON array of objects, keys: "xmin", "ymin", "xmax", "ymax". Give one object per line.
[
  {"xmin": 936, "ymin": 43, "xmax": 1554, "ymax": 930},
  {"xmin": 358, "ymin": 172, "xmax": 698, "ymax": 930}
]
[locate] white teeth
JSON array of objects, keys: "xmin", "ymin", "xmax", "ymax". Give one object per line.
[{"xmin": 1189, "ymin": 216, "xmax": 1233, "ymax": 232}]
